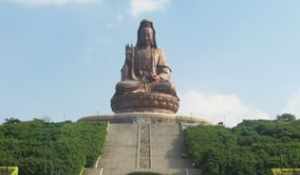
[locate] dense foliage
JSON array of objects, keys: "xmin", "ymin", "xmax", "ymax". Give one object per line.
[
  {"xmin": 185, "ymin": 116, "xmax": 300, "ymax": 175},
  {"xmin": 0, "ymin": 167, "xmax": 18, "ymax": 175},
  {"xmin": 0, "ymin": 119, "xmax": 107, "ymax": 175}
]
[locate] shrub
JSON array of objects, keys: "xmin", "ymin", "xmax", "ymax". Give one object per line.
[
  {"xmin": 185, "ymin": 119, "xmax": 300, "ymax": 175},
  {"xmin": 0, "ymin": 120, "xmax": 107, "ymax": 175}
]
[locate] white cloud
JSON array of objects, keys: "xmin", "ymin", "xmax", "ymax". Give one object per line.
[
  {"xmin": 130, "ymin": 0, "xmax": 171, "ymax": 17},
  {"xmin": 282, "ymin": 90, "xmax": 300, "ymax": 117},
  {"xmin": 179, "ymin": 90, "xmax": 271, "ymax": 127},
  {"xmin": 6, "ymin": 0, "xmax": 97, "ymax": 6}
]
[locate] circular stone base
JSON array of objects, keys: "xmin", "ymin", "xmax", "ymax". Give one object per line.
[
  {"xmin": 78, "ymin": 112, "xmax": 210, "ymax": 125},
  {"xmin": 111, "ymin": 92, "xmax": 179, "ymax": 114}
]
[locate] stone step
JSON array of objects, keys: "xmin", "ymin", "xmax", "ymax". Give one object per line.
[
  {"xmin": 83, "ymin": 168, "xmax": 102, "ymax": 175},
  {"xmin": 97, "ymin": 123, "xmax": 138, "ymax": 171},
  {"xmin": 102, "ymin": 168, "xmax": 201, "ymax": 175}
]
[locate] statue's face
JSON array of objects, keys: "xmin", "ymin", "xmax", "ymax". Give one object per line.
[{"xmin": 140, "ymin": 27, "xmax": 154, "ymax": 47}]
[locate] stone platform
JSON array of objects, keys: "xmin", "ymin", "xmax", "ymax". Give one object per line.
[
  {"xmin": 80, "ymin": 113, "xmax": 209, "ymax": 175},
  {"xmin": 79, "ymin": 112, "xmax": 209, "ymax": 125}
]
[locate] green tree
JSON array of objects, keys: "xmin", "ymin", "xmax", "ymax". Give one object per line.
[
  {"xmin": 277, "ymin": 113, "xmax": 296, "ymax": 121},
  {"xmin": 4, "ymin": 118, "xmax": 21, "ymax": 124},
  {"xmin": 185, "ymin": 118, "xmax": 300, "ymax": 175},
  {"xmin": 0, "ymin": 120, "xmax": 107, "ymax": 175}
]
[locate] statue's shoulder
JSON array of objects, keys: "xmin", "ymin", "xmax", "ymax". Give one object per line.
[{"xmin": 155, "ymin": 48, "xmax": 165, "ymax": 54}]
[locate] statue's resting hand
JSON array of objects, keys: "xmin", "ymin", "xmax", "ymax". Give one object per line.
[{"xmin": 151, "ymin": 74, "xmax": 161, "ymax": 82}]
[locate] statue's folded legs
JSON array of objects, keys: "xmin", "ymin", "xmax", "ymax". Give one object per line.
[
  {"xmin": 150, "ymin": 81, "xmax": 177, "ymax": 96},
  {"xmin": 116, "ymin": 80, "xmax": 177, "ymax": 96}
]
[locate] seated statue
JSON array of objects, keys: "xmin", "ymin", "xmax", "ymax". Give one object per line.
[
  {"xmin": 111, "ymin": 19, "xmax": 179, "ymax": 114},
  {"xmin": 116, "ymin": 19, "xmax": 177, "ymax": 97}
]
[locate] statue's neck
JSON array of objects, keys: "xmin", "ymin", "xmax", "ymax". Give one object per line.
[{"xmin": 137, "ymin": 43, "xmax": 153, "ymax": 49}]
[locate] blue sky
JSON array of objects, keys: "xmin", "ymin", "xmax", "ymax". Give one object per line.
[{"xmin": 1, "ymin": 0, "xmax": 300, "ymax": 126}]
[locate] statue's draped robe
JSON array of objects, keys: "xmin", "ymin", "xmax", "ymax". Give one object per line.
[{"xmin": 117, "ymin": 47, "xmax": 176, "ymax": 95}]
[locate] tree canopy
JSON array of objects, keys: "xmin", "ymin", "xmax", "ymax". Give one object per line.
[
  {"xmin": 276, "ymin": 113, "xmax": 296, "ymax": 121},
  {"xmin": 185, "ymin": 115, "xmax": 300, "ymax": 175},
  {"xmin": 0, "ymin": 119, "xmax": 107, "ymax": 175}
]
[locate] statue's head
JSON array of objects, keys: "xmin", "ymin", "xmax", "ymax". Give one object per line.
[{"xmin": 136, "ymin": 19, "xmax": 157, "ymax": 48}]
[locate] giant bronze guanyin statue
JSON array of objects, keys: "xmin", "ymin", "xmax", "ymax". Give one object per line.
[{"xmin": 111, "ymin": 19, "xmax": 179, "ymax": 114}]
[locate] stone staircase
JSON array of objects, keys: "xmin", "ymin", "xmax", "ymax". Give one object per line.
[
  {"xmin": 84, "ymin": 121, "xmax": 201, "ymax": 175},
  {"xmin": 97, "ymin": 123, "xmax": 138, "ymax": 174}
]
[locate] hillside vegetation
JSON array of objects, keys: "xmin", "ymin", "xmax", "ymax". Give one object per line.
[
  {"xmin": 0, "ymin": 119, "xmax": 107, "ymax": 175},
  {"xmin": 185, "ymin": 114, "xmax": 300, "ymax": 175}
]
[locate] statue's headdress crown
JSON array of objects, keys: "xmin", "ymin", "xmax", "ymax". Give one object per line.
[
  {"xmin": 136, "ymin": 19, "xmax": 157, "ymax": 48},
  {"xmin": 140, "ymin": 19, "xmax": 153, "ymax": 28}
]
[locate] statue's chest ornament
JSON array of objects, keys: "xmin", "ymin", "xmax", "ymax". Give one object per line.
[{"xmin": 135, "ymin": 49, "xmax": 155, "ymax": 73}]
